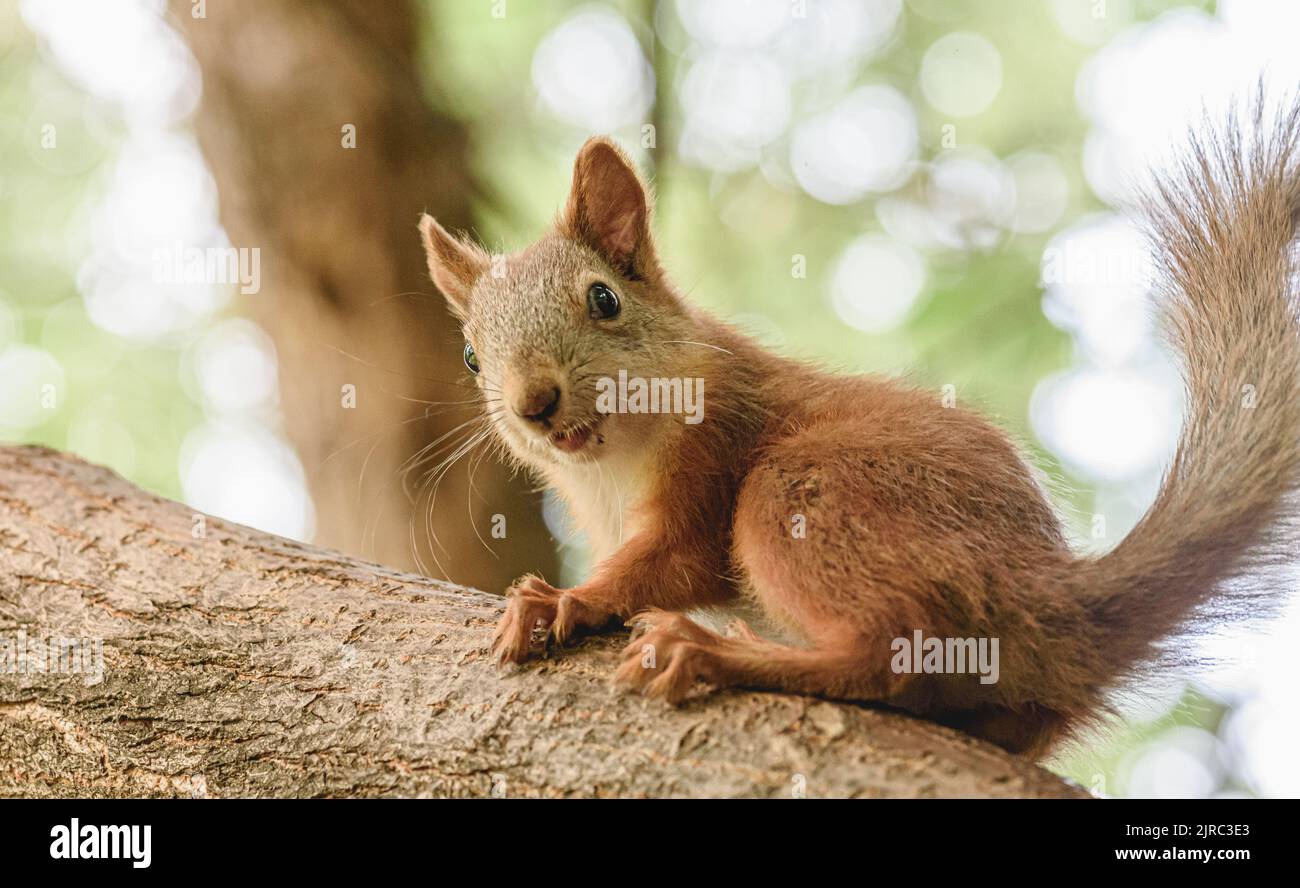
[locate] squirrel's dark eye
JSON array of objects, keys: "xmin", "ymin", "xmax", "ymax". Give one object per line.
[
  {"xmin": 463, "ymin": 342, "xmax": 480, "ymax": 375},
  {"xmin": 587, "ymin": 282, "xmax": 620, "ymax": 320}
]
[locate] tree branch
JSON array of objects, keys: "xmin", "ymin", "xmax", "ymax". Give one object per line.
[{"xmin": 0, "ymin": 446, "xmax": 1086, "ymax": 798}]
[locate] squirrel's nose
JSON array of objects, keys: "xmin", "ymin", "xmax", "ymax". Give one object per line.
[{"xmin": 515, "ymin": 385, "xmax": 561, "ymax": 424}]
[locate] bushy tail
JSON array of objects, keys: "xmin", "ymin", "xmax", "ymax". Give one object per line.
[{"xmin": 1078, "ymin": 92, "xmax": 1300, "ymax": 696}]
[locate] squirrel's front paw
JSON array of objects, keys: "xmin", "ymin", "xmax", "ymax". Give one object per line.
[{"xmin": 491, "ymin": 575, "xmax": 605, "ymax": 665}]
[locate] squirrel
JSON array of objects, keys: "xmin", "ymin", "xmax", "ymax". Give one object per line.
[{"xmin": 418, "ymin": 94, "xmax": 1300, "ymax": 758}]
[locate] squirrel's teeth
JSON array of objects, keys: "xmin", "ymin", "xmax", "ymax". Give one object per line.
[{"xmin": 550, "ymin": 423, "xmax": 596, "ymax": 453}]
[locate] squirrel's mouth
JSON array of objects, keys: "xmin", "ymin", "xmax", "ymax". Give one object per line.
[{"xmin": 549, "ymin": 417, "xmax": 605, "ymax": 454}]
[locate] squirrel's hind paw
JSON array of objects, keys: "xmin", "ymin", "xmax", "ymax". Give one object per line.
[{"xmin": 614, "ymin": 610, "xmax": 722, "ymax": 705}]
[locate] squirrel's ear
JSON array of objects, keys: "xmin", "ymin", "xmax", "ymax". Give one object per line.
[
  {"xmin": 419, "ymin": 214, "xmax": 487, "ymax": 318},
  {"xmin": 561, "ymin": 137, "xmax": 653, "ymax": 277}
]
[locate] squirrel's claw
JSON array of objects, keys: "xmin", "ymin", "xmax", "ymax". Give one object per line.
[{"xmin": 491, "ymin": 576, "xmax": 607, "ymax": 664}]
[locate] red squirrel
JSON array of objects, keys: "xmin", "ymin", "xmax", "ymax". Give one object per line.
[{"xmin": 419, "ymin": 96, "xmax": 1300, "ymax": 758}]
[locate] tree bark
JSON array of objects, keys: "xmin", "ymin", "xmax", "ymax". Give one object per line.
[
  {"xmin": 169, "ymin": 0, "xmax": 557, "ymax": 589},
  {"xmin": 0, "ymin": 446, "xmax": 1086, "ymax": 798}
]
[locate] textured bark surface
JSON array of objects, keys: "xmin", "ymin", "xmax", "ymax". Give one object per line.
[
  {"xmin": 0, "ymin": 446, "xmax": 1088, "ymax": 798},
  {"xmin": 170, "ymin": 0, "xmax": 557, "ymax": 589}
]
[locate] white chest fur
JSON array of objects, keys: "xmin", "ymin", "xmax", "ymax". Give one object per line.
[{"xmin": 545, "ymin": 450, "xmax": 651, "ymax": 563}]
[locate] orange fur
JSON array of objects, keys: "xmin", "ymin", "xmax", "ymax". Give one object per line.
[{"xmin": 420, "ymin": 97, "xmax": 1300, "ymax": 758}]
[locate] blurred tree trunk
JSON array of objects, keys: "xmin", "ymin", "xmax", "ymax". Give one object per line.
[{"xmin": 169, "ymin": 0, "xmax": 555, "ymax": 590}]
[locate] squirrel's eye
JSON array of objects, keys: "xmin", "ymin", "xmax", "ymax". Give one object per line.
[
  {"xmin": 587, "ymin": 282, "xmax": 620, "ymax": 320},
  {"xmin": 463, "ymin": 342, "xmax": 480, "ymax": 375}
]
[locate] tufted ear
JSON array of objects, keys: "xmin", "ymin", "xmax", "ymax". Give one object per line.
[
  {"xmin": 419, "ymin": 214, "xmax": 489, "ymax": 319},
  {"xmin": 561, "ymin": 137, "xmax": 655, "ymax": 278}
]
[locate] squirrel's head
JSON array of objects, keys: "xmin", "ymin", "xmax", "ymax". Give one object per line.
[{"xmin": 420, "ymin": 137, "xmax": 698, "ymax": 469}]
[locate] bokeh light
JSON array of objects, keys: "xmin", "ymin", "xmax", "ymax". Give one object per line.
[
  {"xmin": 919, "ymin": 32, "xmax": 1003, "ymax": 118},
  {"xmin": 532, "ymin": 6, "xmax": 654, "ymax": 133},
  {"xmin": 678, "ymin": 51, "xmax": 790, "ymax": 171},
  {"xmin": 925, "ymin": 149, "xmax": 1013, "ymax": 250},
  {"xmin": 1123, "ymin": 726, "xmax": 1223, "ymax": 799},
  {"xmin": 790, "ymin": 85, "xmax": 917, "ymax": 204},
  {"xmin": 19, "ymin": 0, "xmax": 199, "ymax": 128},
  {"xmin": 1006, "ymin": 151, "xmax": 1070, "ymax": 234},
  {"xmin": 180, "ymin": 421, "xmax": 314, "ymax": 543},
  {"xmin": 0, "ymin": 345, "xmax": 64, "ymax": 432},
  {"xmin": 674, "ymin": 0, "xmax": 788, "ymax": 49},
  {"xmin": 830, "ymin": 235, "xmax": 927, "ymax": 334},
  {"xmin": 1040, "ymin": 213, "xmax": 1154, "ymax": 367},
  {"xmin": 185, "ymin": 318, "xmax": 280, "ymax": 417},
  {"xmin": 1030, "ymin": 362, "xmax": 1182, "ymax": 483}
]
